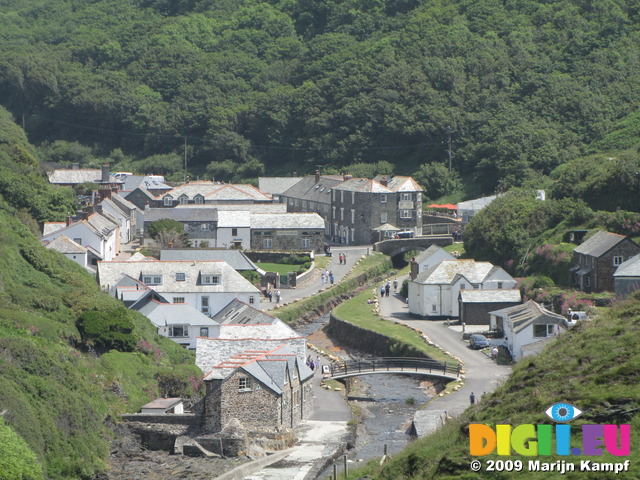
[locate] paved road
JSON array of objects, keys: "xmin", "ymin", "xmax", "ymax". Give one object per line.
[
  {"xmin": 378, "ymin": 275, "xmax": 512, "ymax": 434},
  {"xmin": 262, "ymin": 245, "xmax": 371, "ymax": 311}
]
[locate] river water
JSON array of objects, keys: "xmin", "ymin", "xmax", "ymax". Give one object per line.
[{"xmin": 295, "ymin": 314, "xmax": 431, "ymax": 472}]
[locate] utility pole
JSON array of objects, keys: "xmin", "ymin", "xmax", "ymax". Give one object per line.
[{"xmin": 446, "ymin": 125, "xmax": 454, "ymax": 173}]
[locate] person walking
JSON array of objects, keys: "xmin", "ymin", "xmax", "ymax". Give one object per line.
[
  {"xmin": 339, "ymin": 253, "xmax": 343, "ymax": 264},
  {"xmin": 342, "ymin": 252, "xmax": 347, "ymax": 264},
  {"xmin": 393, "ymin": 279, "xmax": 398, "ymax": 292},
  {"xmin": 275, "ymin": 289, "xmax": 281, "ymax": 303},
  {"xmin": 321, "ymin": 271, "xmax": 326, "ymax": 287},
  {"xmin": 329, "ymin": 271, "xmax": 334, "ymax": 285},
  {"xmin": 470, "ymin": 392, "xmax": 476, "ymax": 405},
  {"xmin": 385, "ymin": 281, "xmax": 391, "ymax": 297},
  {"xmin": 380, "ymin": 285, "xmax": 386, "ymax": 297}
]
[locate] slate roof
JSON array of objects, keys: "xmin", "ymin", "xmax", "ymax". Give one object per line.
[
  {"xmin": 489, "ymin": 300, "xmax": 568, "ymax": 334},
  {"xmin": 127, "ymin": 252, "xmax": 157, "ymax": 262},
  {"xmin": 174, "ymin": 203, "xmax": 288, "ymax": 213},
  {"xmin": 573, "ymin": 231, "xmax": 628, "ymax": 257},
  {"xmin": 101, "ymin": 197, "xmax": 128, "ymax": 218},
  {"xmin": 143, "ymin": 207, "xmax": 218, "ymax": 223},
  {"xmin": 250, "ymin": 212, "xmax": 325, "ymax": 229},
  {"xmin": 281, "ymin": 175, "xmax": 344, "ymax": 204},
  {"xmin": 459, "ymin": 289, "xmax": 522, "ymax": 303},
  {"xmin": 614, "ymin": 254, "xmax": 640, "ymax": 277},
  {"xmin": 213, "ymin": 300, "xmax": 277, "ymax": 325},
  {"xmin": 413, "ymin": 259, "xmax": 502, "ymax": 285},
  {"xmin": 135, "ymin": 300, "xmax": 219, "ymax": 328},
  {"xmin": 97, "ymin": 260, "xmax": 260, "ymax": 294},
  {"xmin": 123, "ymin": 175, "xmax": 171, "ymax": 192},
  {"xmin": 457, "ymin": 195, "xmax": 498, "ymax": 211},
  {"xmin": 384, "ymin": 176, "xmax": 424, "ymax": 192},
  {"xmin": 44, "ymin": 234, "xmax": 87, "ymax": 254},
  {"xmin": 160, "ymin": 249, "xmax": 259, "ymax": 271},
  {"xmin": 158, "ymin": 182, "xmax": 272, "ymax": 202},
  {"xmin": 332, "ymin": 178, "xmax": 393, "ymax": 193},
  {"xmin": 414, "ymin": 245, "xmax": 454, "ymax": 264},
  {"xmin": 110, "ymin": 193, "xmax": 138, "ymax": 212},
  {"xmin": 141, "ymin": 398, "xmax": 183, "ymax": 410},
  {"xmin": 258, "ymin": 177, "xmax": 303, "ymax": 195},
  {"xmin": 42, "ymin": 212, "xmax": 118, "ymax": 241},
  {"xmin": 42, "ymin": 222, "xmax": 66, "ymax": 236},
  {"xmin": 217, "ymin": 210, "xmax": 251, "ymax": 228},
  {"xmin": 203, "ymin": 344, "xmax": 313, "ymax": 394}
]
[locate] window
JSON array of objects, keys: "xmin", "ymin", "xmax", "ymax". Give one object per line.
[
  {"xmin": 249, "ymin": 296, "xmax": 255, "ymax": 304},
  {"xmin": 432, "ymin": 304, "xmax": 437, "ymax": 313},
  {"xmin": 585, "ymin": 276, "xmax": 591, "ymax": 287},
  {"xmin": 302, "ymin": 237, "xmax": 310, "ymax": 248},
  {"xmin": 232, "ymin": 228, "xmax": 238, "ymax": 236},
  {"xmin": 533, "ymin": 324, "xmax": 551, "ymax": 338},
  {"xmin": 179, "ymin": 195, "xmax": 188, "ymax": 205},
  {"xmin": 201, "ymin": 296, "xmax": 209, "ymax": 314},
  {"xmin": 351, "ymin": 191, "xmax": 355, "ymax": 204},
  {"xmin": 380, "ymin": 194, "xmax": 387, "ymax": 204},
  {"xmin": 173, "ymin": 297, "xmax": 185, "ymax": 304},
  {"xmin": 472, "ymin": 284, "xmax": 479, "ymax": 289},
  {"xmin": 400, "ymin": 210, "xmax": 412, "ymax": 218},
  {"xmin": 238, "ymin": 377, "xmax": 251, "ymax": 391},
  {"xmin": 201, "ymin": 274, "xmax": 220, "ymax": 285},
  {"xmin": 332, "ymin": 206, "xmax": 336, "ymax": 219},
  {"xmin": 263, "ymin": 237, "xmax": 272, "ymax": 249},
  {"xmin": 380, "ymin": 212, "xmax": 388, "ymax": 224},
  {"xmin": 163, "ymin": 196, "xmax": 172, "ymax": 206},
  {"xmin": 497, "ymin": 282, "xmax": 503, "ymax": 289},
  {"xmin": 401, "ymin": 193, "xmax": 411, "ymax": 201},
  {"xmin": 168, "ymin": 325, "xmax": 188, "ymax": 337},
  {"xmin": 340, "ymin": 191, "xmax": 344, "ymax": 203},
  {"xmin": 351, "ymin": 209, "xmax": 355, "ymax": 224},
  {"xmin": 73, "ymin": 237, "xmax": 82, "ymax": 244},
  {"xmin": 176, "ymin": 272, "xmax": 185, "ymax": 282},
  {"xmin": 200, "ymin": 327, "xmax": 209, "ymax": 337},
  {"xmin": 201, "ymin": 223, "xmax": 210, "ymax": 231},
  {"xmin": 142, "ymin": 275, "xmax": 162, "ymax": 285},
  {"xmin": 613, "ymin": 256, "xmax": 624, "ymax": 266},
  {"xmin": 293, "ymin": 390, "xmax": 300, "ymax": 406},
  {"xmin": 302, "ymin": 200, "xmax": 307, "ymax": 209},
  {"xmin": 340, "ymin": 208, "xmax": 344, "ymax": 221},
  {"xmin": 195, "ymin": 195, "xmax": 203, "ymax": 205},
  {"xmin": 460, "ymin": 283, "xmax": 466, "ymax": 290}
]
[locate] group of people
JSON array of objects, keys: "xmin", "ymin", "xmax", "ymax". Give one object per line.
[
  {"xmin": 266, "ymin": 286, "xmax": 281, "ymax": 303},
  {"xmin": 306, "ymin": 355, "xmax": 321, "ymax": 372},
  {"xmin": 321, "ymin": 270, "xmax": 334, "ymax": 287},
  {"xmin": 379, "ymin": 279, "xmax": 398, "ymax": 298}
]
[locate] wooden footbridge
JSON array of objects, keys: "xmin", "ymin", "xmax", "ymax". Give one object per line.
[{"xmin": 328, "ymin": 357, "xmax": 462, "ymax": 382}]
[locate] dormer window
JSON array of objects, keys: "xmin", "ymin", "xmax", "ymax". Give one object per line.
[
  {"xmin": 195, "ymin": 195, "xmax": 204, "ymax": 205},
  {"xmin": 201, "ymin": 274, "xmax": 220, "ymax": 285},
  {"xmin": 178, "ymin": 195, "xmax": 188, "ymax": 205},
  {"xmin": 163, "ymin": 196, "xmax": 173, "ymax": 206},
  {"xmin": 142, "ymin": 275, "xmax": 162, "ymax": 285}
]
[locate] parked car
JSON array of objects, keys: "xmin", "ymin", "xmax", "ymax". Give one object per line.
[{"xmin": 469, "ymin": 334, "xmax": 489, "ymax": 350}]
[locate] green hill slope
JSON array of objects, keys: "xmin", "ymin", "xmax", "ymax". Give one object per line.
[
  {"xmin": 352, "ymin": 294, "xmax": 640, "ymax": 479},
  {"xmin": 0, "ymin": 106, "xmax": 202, "ymax": 478}
]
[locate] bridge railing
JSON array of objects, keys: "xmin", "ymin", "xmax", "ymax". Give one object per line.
[{"xmin": 329, "ymin": 357, "xmax": 461, "ymax": 378}]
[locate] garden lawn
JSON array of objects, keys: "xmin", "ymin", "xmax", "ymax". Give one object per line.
[{"xmin": 256, "ymin": 262, "xmax": 303, "ymax": 275}]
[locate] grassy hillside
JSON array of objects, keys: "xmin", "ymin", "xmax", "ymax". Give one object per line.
[
  {"xmin": 0, "ymin": 107, "xmax": 203, "ymax": 478},
  {"xmin": 347, "ymin": 293, "xmax": 640, "ymax": 479}
]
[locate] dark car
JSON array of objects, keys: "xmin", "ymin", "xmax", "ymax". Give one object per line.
[{"xmin": 469, "ymin": 334, "xmax": 489, "ymax": 350}]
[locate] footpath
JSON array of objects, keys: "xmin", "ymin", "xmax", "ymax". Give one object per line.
[{"xmin": 377, "ymin": 275, "xmax": 512, "ymax": 435}]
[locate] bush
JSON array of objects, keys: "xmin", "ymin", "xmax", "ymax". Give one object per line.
[
  {"xmin": 76, "ymin": 307, "xmax": 137, "ymax": 352},
  {"xmin": 0, "ymin": 418, "xmax": 44, "ymax": 480}
]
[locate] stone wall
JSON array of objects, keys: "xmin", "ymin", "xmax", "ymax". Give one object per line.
[
  {"xmin": 245, "ymin": 251, "xmax": 311, "ymax": 264},
  {"xmin": 459, "ymin": 301, "xmax": 521, "ymax": 325},
  {"xmin": 327, "ymin": 315, "xmax": 433, "ymax": 359},
  {"xmin": 222, "ymin": 370, "xmax": 281, "ymax": 429},
  {"xmin": 121, "ymin": 413, "xmax": 197, "ymax": 425}
]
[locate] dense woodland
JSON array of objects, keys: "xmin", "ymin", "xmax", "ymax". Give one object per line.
[{"xmin": 1, "ymin": 0, "xmax": 640, "ymax": 200}]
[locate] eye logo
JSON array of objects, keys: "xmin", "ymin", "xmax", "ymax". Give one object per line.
[{"xmin": 545, "ymin": 403, "xmax": 583, "ymax": 422}]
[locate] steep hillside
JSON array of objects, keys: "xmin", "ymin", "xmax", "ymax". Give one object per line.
[
  {"xmin": 0, "ymin": 107, "xmax": 203, "ymax": 479},
  {"xmin": 350, "ymin": 293, "xmax": 640, "ymax": 479},
  {"xmin": 1, "ymin": 0, "xmax": 640, "ymax": 191}
]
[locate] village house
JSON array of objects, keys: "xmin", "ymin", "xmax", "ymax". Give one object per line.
[
  {"xmin": 98, "ymin": 191, "xmax": 139, "ymax": 244},
  {"xmin": 41, "ymin": 207, "xmax": 120, "ymax": 264},
  {"xmin": 142, "ymin": 206, "xmax": 219, "ymax": 247},
  {"xmin": 570, "ymin": 231, "xmax": 640, "ymax": 293},
  {"xmin": 279, "ymin": 172, "xmax": 424, "ymax": 244},
  {"xmin": 46, "ymin": 163, "xmax": 124, "ymax": 190},
  {"xmin": 408, "ymin": 259, "xmax": 517, "ymax": 319},
  {"xmin": 489, "ymin": 300, "xmax": 570, "ymax": 361},
  {"xmin": 250, "ymin": 213, "xmax": 325, "ymax": 252},
  {"xmin": 258, "ymin": 177, "xmax": 303, "ymax": 203},
  {"xmin": 613, "ymin": 254, "xmax": 640, "ymax": 298},
  {"xmin": 458, "ymin": 289, "xmax": 522, "ymax": 326},
  {"xmin": 198, "ymin": 344, "xmax": 314, "ymax": 432},
  {"xmin": 44, "ymin": 234, "xmax": 89, "ymax": 269},
  {"xmin": 409, "ymin": 245, "xmax": 456, "ymax": 280},
  {"xmin": 140, "ymin": 398, "xmax": 185, "ymax": 415},
  {"xmin": 97, "ymin": 259, "xmax": 261, "ymax": 316}
]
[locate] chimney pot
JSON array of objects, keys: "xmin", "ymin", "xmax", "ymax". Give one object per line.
[
  {"xmin": 315, "ymin": 170, "xmax": 320, "ymax": 184},
  {"xmin": 380, "ymin": 176, "xmax": 388, "ymax": 187}
]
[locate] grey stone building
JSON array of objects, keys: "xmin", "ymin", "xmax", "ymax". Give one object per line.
[
  {"xmin": 250, "ymin": 213, "xmax": 325, "ymax": 252},
  {"xmin": 571, "ymin": 231, "xmax": 640, "ymax": 293},
  {"xmin": 200, "ymin": 345, "xmax": 314, "ymax": 432},
  {"xmin": 280, "ymin": 172, "xmax": 424, "ymax": 245}
]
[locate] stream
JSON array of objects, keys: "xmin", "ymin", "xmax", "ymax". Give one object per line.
[{"xmin": 295, "ymin": 314, "xmax": 432, "ymax": 474}]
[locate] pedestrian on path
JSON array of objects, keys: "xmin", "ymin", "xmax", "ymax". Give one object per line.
[
  {"xmin": 329, "ymin": 271, "xmax": 334, "ymax": 285},
  {"xmin": 321, "ymin": 271, "xmax": 326, "ymax": 287},
  {"xmin": 380, "ymin": 285, "xmax": 386, "ymax": 297},
  {"xmin": 342, "ymin": 253, "xmax": 347, "ymax": 264},
  {"xmin": 275, "ymin": 289, "xmax": 281, "ymax": 303},
  {"xmin": 385, "ymin": 281, "xmax": 391, "ymax": 297},
  {"xmin": 470, "ymin": 392, "xmax": 476, "ymax": 405},
  {"xmin": 393, "ymin": 279, "xmax": 398, "ymax": 292}
]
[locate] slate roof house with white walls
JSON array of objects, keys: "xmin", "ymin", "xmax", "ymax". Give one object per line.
[
  {"xmin": 613, "ymin": 254, "xmax": 640, "ymax": 298},
  {"xmin": 44, "ymin": 235, "xmax": 89, "ymax": 269},
  {"xmin": 408, "ymin": 259, "xmax": 517, "ymax": 319},
  {"xmin": 489, "ymin": 300, "xmax": 570, "ymax": 361},
  {"xmin": 97, "ymin": 260, "xmax": 261, "ymax": 317},
  {"xmin": 153, "ymin": 181, "xmax": 273, "ymax": 208},
  {"xmin": 409, "ymin": 245, "xmax": 456, "ymax": 280}
]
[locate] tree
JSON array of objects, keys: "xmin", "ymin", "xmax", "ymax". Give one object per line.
[
  {"xmin": 146, "ymin": 218, "xmax": 190, "ymax": 249},
  {"xmin": 413, "ymin": 162, "xmax": 462, "ymax": 199}
]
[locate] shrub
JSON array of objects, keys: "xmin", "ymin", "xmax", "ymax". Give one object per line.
[
  {"xmin": 76, "ymin": 307, "xmax": 137, "ymax": 352},
  {"xmin": 0, "ymin": 418, "xmax": 44, "ymax": 480}
]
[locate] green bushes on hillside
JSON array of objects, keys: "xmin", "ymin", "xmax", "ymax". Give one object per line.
[
  {"xmin": 76, "ymin": 307, "xmax": 137, "ymax": 352},
  {"xmin": 0, "ymin": 418, "xmax": 43, "ymax": 480}
]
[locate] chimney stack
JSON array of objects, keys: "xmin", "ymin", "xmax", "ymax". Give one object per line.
[
  {"xmin": 410, "ymin": 257, "xmax": 419, "ymax": 280},
  {"xmin": 380, "ymin": 176, "xmax": 388, "ymax": 187},
  {"xmin": 101, "ymin": 188, "xmax": 112, "ymax": 199},
  {"xmin": 343, "ymin": 173, "xmax": 352, "ymax": 181},
  {"xmin": 82, "ymin": 211, "xmax": 90, "ymax": 221},
  {"xmin": 65, "ymin": 216, "xmax": 72, "ymax": 227},
  {"xmin": 315, "ymin": 169, "xmax": 320, "ymax": 184},
  {"xmin": 101, "ymin": 164, "xmax": 110, "ymax": 183}
]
